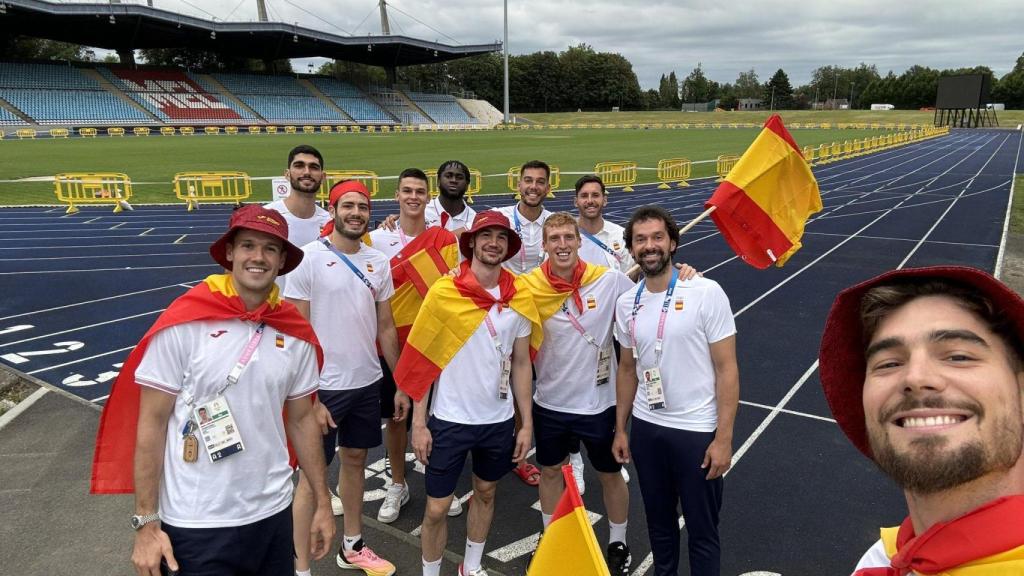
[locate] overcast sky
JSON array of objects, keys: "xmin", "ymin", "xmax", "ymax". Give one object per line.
[{"xmin": 138, "ymin": 0, "xmax": 1023, "ymax": 89}]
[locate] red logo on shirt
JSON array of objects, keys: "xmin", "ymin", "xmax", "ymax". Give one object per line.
[{"xmin": 210, "ymin": 330, "xmax": 227, "ymax": 338}]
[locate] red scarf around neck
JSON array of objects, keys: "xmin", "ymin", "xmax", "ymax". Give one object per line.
[
  {"xmin": 452, "ymin": 259, "xmax": 517, "ymax": 310},
  {"xmin": 540, "ymin": 258, "xmax": 588, "ymax": 314}
]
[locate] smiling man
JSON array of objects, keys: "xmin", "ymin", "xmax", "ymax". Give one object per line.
[
  {"xmin": 819, "ymin": 266, "xmax": 1024, "ymax": 575},
  {"xmin": 496, "ymin": 160, "xmax": 553, "ymax": 276},
  {"xmin": 574, "ymin": 175, "xmax": 636, "ymax": 278}
]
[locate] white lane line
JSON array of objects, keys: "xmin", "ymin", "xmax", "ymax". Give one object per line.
[
  {"xmin": 84, "ymin": 217, "xmax": 101, "ymax": 224},
  {"xmin": 139, "ymin": 228, "xmax": 154, "ymax": 236},
  {"xmin": 0, "ymin": 263, "xmax": 218, "ymax": 275},
  {"xmin": 0, "ymin": 281, "xmax": 191, "ymax": 322},
  {"xmin": 0, "ymin": 251, "xmax": 206, "ymax": 261},
  {"xmin": 27, "ymin": 345, "xmax": 135, "ymax": 376},
  {"xmin": 738, "ymin": 399, "xmax": 836, "ymax": 423},
  {"xmin": 995, "ymin": 127, "xmax": 1024, "ymax": 278},
  {"xmin": 0, "ymin": 309, "xmax": 163, "ymax": 349},
  {"xmin": 803, "ymin": 231, "xmax": 998, "ymax": 248},
  {"xmin": 91, "ymin": 394, "xmax": 110, "ymax": 403},
  {"xmin": 173, "ymin": 234, "xmax": 188, "ymax": 244},
  {"xmin": 109, "ymin": 222, "xmax": 127, "ymax": 229}
]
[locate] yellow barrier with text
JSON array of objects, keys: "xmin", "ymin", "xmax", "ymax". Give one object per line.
[
  {"xmin": 54, "ymin": 172, "xmax": 132, "ymax": 214},
  {"xmin": 657, "ymin": 158, "xmax": 692, "ymax": 188},
  {"xmin": 594, "ymin": 161, "xmax": 638, "ymax": 191},
  {"xmin": 173, "ymin": 171, "xmax": 251, "ymax": 211}
]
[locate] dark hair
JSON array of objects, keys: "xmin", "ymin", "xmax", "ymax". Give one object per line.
[
  {"xmin": 398, "ymin": 168, "xmax": 428, "ymax": 184},
  {"xmin": 287, "ymin": 145, "xmax": 323, "ymax": 168},
  {"xmin": 438, "ymin": 160, "xmax": 470, "ymax": 181},
  {"xmin": 574, "ymin": 174, "xmax": 606, "ymax": 195},
  {"xmin": 860, "ymin": 278, "xmax": 1024, "ymax": 369},
  {"xmin": 623, "ymin": 205, "xmax": 679, "ymax": 252},
  {"xmin": 520, "ymin": 160, "xmax": 550, "ymax": 180}
]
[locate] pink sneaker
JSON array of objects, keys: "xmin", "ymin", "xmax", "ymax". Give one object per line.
[{"xmin": 336, "ymin": 540, "xmax": 396, "ymax": 576}]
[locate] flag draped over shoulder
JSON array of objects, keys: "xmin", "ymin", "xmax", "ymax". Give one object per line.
[
  {"xmin": 394, "ymin": 260, "xmax": 542, "ymax": 402},
  {"xmin": 382, "ymin": 227, "xmax": 459, "ymax": 347},
  {"xmin": 853, "ymin": 496, "xmax": 1024, "ymax": 576},
  {"xmin": 528, "ymin": 465, "xmax": 610, "ymax": 576},
  {"xmin": 90, "ymin": 274, "xmax": 323, "ymax": 494},
  {"xmin": 520, "ymin": 259, "xmax": 607, "ymax": 323},
  {"xmin": 705, "ymin": 114, "xmax": 822, "ymax": 269}
]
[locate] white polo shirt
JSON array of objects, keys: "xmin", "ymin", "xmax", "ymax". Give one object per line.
[
  {"xmin": 578, "ymin": 219, "xmax": 635, "ymax": 275},
  {"xmin": 284, "ymin": 240, "xmax": 394, "ymax": 391},
  {"xmin": 425, "ymin": 198, "xmax": 476, "ymax": 232},
  {"xmin": 368, "ymin": 227, "xmax": 414, "ymax": 261},
  {"xmin": 533, "ymin": 269, "xmax": 635, "ymax": 415},
  {"xmin": 431, "ymin": 287, "xmax": 532, "ymax": 425},
  {"xmin": 135, "ymin": 318, "xmax": 319, "ymax": 528},
  {"xmin": 496, "ymin": 204, "xmax": 551, "ymax": 275},
  {"xmin": 264, "ymin": 199, "xmax": 331, "ymax": 292},
  {"xmin": 613, "ymin": 276, "xmax": 735, "ymax": 431}
]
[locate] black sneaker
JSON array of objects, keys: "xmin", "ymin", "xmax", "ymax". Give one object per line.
[{"xmin": 606, "ymin": 542, "xmax": 631, "ymax": 575}]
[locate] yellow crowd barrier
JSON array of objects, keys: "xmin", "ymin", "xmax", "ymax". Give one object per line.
[
  {"xmin": 321, "ymin": 170, "xmax": 380, "ymax": 201},
  {"xmin": 204, "ymin": 126, "xmax": 220, "ymax": 135},
  {"xmin": 303, "ymin": 125, "xmax": 315, "ymax": 134},
  {"xmin": 594, "ymin": 161, "xmax": 638, "ymax": 192},
  {"xmin": 180, "ymin": 126, "xmax": 195, "ymax": 135},
  {"xmin": 265, "ymin": 125, "xmax": 278, "ymax": 134},
  {"xmin": 160, "ymin": 126, "xmax": 176, "ymax": 136},
  {"xmin": 49, "ymin": 128, "xmax": 69, "ymax": 138},
  {"xmin": 133, "ymin": 127, "xmax": 150, "ymax": 136},
  {"xmin": 54, "ymin": 172, "xmax": 132, "ymax": 214},
  {"xmin": 321, "ymin": 125, "xmax": 333, "ymax": 133},
  {"xmin": 247, "ymin": 126, "xmax": 262, "ymax": 134},
  {"xmin": 715, "ymin": 155, "xmax": 740, "ymax": 182},
  {"xmin": 15, "ymin": 128, "xmax": 36, "ymax": 139},
  {"xmin": 225, "ymin": 126, "xmax": 239, "ymax": 135},
  {"xmin": 284, "ymin": 126, "xmax": 297, "ymax": 134},
  {"xmin": 508, "ymin": 166, "xmax": 561, "ymax": 198},
  {"xmin": 173, "ymin": 171, "xmax": 251, "ymax": 211},
  {"xmin": 656, "ymin": 158, "xmax": 692, "ymax": 188},
  {"xmin": 107, "ymin": 127, "xmax": 125, "ymax": 137},
  {"xmin": 426, "ymin": 168, "xmax": 483, "ymax": 204},
  {"xmin": 803, "ymin": 146, "xmax": 816, "ymax": 165}
]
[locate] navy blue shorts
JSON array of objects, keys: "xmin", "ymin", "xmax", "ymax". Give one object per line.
[
  {"xmin": 319, "ymin": 381, "xmax": 383, "ymax": 462},
  {"xmin": 424, "ymin": 416, "xmax": 515, "ymax": 498},
  {"xmin": 534, "ymin": 404, "xmax": 621, "ymax": 473},
  {"xmin": 161, "ymin": 505, "xmax": 293, "ymax": 576}
]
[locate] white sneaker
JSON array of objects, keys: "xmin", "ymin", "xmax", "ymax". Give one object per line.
[
  {"xmin": 621, "ymin": 466, "xmax": 630, "ymax": 483},
  {"xmin": 459, "ymin": 564, "xmax": 489, "ymax": 576},
  {"xmin": 569, "ymin": 451, "xmax": 585, "ymax": 495},
  {"xmin": 376, "ymin": 482, "xmax": 409, "ymax": 523},
  {"xmin": 330, "ymin": 489, "xmax": 344, "ymax": 516},
  {"xmin": 448, "ymin": 495, "xmax": 463, "ymax": 517}
]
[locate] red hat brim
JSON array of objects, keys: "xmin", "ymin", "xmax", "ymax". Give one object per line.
[
  {"xmin": 458, "ymin": 211, "xmax": 522, "ymax": 262},
  {"xmin": 209, "ymin": 209, "xmax": 303, "ymax": 275},
  {"xmin": 818, "ymin": 265, "xmax": 1024, "ymax": 459}
]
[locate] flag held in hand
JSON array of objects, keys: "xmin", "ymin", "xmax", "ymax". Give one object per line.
[
  {"xmin": 527, "ymin": 465, "xmax": 611, "ymax": 576},
  {"xmin": 705, "ymin": 114, "xmax": 822, "ymax": 268}
]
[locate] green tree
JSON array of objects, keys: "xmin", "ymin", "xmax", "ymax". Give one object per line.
[
  {"xmin": 0, "ymin": 36, "xmax": 84, "ymax": 60},
  {"xmin": 734, "ymin": 69, "xmax": 760, "ymax": 98},
  {"xmin": 763, "ymin": 68, "xmax": 795, "ymax": 109},
  {"xmin": 681, "ymin": 64, "xmax": 711, "ymax": 103},
  {"xmin": 667, "ymin": 71, "xmax": 681, "ymax": 108}
]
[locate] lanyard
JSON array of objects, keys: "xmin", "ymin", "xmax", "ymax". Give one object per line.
[
  {"xmin": 396, "ymin": 222, "xmax": 410, "ymax": 247},
  {"xmin": 184, "ymin": 322, "xmax": 265, "ymax": 409},
  {"xmin": 320, "ymin": 238, "xmax": 376, "ymax": 297},
  {"xmin": 482, "ymin": 309, "xmax": 505, "ymax": 357},
  {"xmin": 581, "ymin": 230, "xmax": 623, "ymax": 264},
  {"xmin": 560, "ymin": 301, "xmax": 600, "ymax": 348},
  {"xmin": 630, "ymin": 268, "xmax": 679, "ymax": 365},
  {"xmin": 512, "ymin": 208, "xmax": 539, "ymax": 271}
]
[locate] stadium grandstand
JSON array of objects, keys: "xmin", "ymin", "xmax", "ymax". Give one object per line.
[{"xmin": 0, "ymin": 0, "xmax": 502, "ymax": 131}]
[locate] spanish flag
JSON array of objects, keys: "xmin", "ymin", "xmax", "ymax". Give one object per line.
[
  {"xmin": 394, "ymin": 260, "xmax": 542, "ymax": 402},
  {"xmin": 853, "ymin": 496, "xmax": 1024, "ymax": 575},
  {"xmin": 706, "ymin": 114, "xmax": 822, "ymax": 269},
  {"xmin": 90, "ymin": 274, "xmax": 322, "ymax": 494},
  {"xmin": 520, "ymin": 259, "xmax": 607, "ymax": 323},
  {"xmin": 527, "ymin": 465, "xmax": 610, "ymax": 576},
  {"xmin": 368, "ymin": 227, "xmax": 459, "ymax": 348}
]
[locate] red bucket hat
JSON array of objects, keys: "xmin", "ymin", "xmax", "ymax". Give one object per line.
[
  {"xmin": 458, "ymin": 210, "xmax": 523, "ymax": 262},
  {"xmin": 818, "ymin": 265, "xmax": 1024, "ymax": 459},
  {"xmin": 209, "ymin": 205, "xmax": 304, "ymax": 275}
]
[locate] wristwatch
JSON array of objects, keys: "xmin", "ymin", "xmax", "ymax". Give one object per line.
[{"xmin": 130, "ymin": 513, "xmax": 161, "ymax": 530}]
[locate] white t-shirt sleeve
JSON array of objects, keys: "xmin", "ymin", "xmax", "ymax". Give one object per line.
[
  {"xmin": 613, "ymin": 291, "xmax": 635, "ymax": 347},
  {"xmin": 700, "ymin": 281, "xmax": 737, "ymax": 344},
  {"xmin": 282, "ymin": 247, "xmax": 313, "ymax": 302},
  {"xmin": 515, "ymin": 313, "xmax": 532, "ymax": 339},
  {"xmin": 853, "ymin": 539, "xmax": 890, "ymax": 573},
  {"xmin": 613, "ymin": 270, "xmax": 636, "ymax": 296},
  {"xmin": 377, "ymin": 261, "xmax": 395, "ymax": 302},
  {"xmin": 286, "ymin": 340, "xmax": 320, "ymax": 400},
  {"xmin": 135, "ymin": 325, "xmax": 188, "ymax": 395}
]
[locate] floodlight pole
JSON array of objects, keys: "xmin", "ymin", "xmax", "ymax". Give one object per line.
[{"xmin": 503, "ymin": 0, "xmax": 509, "ymax": 124}]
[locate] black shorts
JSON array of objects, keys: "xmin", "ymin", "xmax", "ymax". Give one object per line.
[
  {"xmin": 533, "ymin": 404, "xmax": 621, "ymax": 473},
  {"xmin": 424, "ymin": 416, "xmax": 515, "ymax": 498},
  {"xmin": 319, "ymin": 381, "xmax": 383, "ymax": 462},
  {"xmin": 161, "ymin": 506, "xmax": 293, "ymax": 576}
]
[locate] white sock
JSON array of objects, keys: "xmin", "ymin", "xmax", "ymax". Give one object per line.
[
  {"xmin": 609, "ymin": 520, "xmax": 627, "ymax": 545},
  {"xmin": 541, "ymin": 512, "xmax": 552, "ymax": 529},
  {"xmin": 295, "ymin": 570, "xmax": 312, "ymax": 576},
  {"xmin": 422, "ymin": 557, "xmax": 442, "ymax": 576},
  {"xmin": 343, "ymin": 533, "xmax": 362, "ymax": 552},
  {"xmin": 463, "ymin": 539, "xmax": 486, "ymax": 572}
]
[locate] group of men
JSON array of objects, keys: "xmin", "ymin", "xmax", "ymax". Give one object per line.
[{"xmin": 93, "ymin": 142, "xmax": 1024, "ymax": 576}]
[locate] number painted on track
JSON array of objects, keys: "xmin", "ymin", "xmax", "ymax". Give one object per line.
[
  {"xmin": 1, "ymin": 341, "xmax": 85, "ymax": 364},
  {"xmin": 62, "ymin": 363, "xmax": 123, "ymax": 387},
  {"xmin": 0, "ymin": 324, "xmax": 34, "ymax": 336}
]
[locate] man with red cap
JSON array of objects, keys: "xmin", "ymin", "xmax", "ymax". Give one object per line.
[
  {"xmin": 395, "ymin": 210, "xmax": 542, "ymax": 576},
  {"xmin": 285, "ymin": 180, "xmax": 404, "ymax": 576},
  {"xmin": 818, "ymin": 266, "xmax": 1024, "ymax": 574},
  {"xmin": 91, "ymin": 205, "xmax": 334, "ymax": 576}
]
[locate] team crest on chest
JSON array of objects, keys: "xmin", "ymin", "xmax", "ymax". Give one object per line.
[
  {"xmin": 275, "ymin": 333, "xmax": 285, "ymax": 348},
  {"xmin": 612, "ymin": 241, "xmax": 621, "ymax": 251},
  {"xmin": 586, "ymin": 294, "xmax": 597, "ymax": 310},
  {"xmin": 366, "ymin": 262, "xmax": 375, "ymax": 273},
  {"xmin": 674, "ymin": 297, "xmax": 684, "ymax": 311}
]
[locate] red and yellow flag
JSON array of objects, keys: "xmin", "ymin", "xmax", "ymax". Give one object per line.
[
  {"xmin": 90, "ymin": 274, "xmax": 322, "ymax": 494},
  {"xmin": 373, "ymin": 227, "xmax": 459, "ymax": 347},
  {"xmin": 394, "ymin": 261, "xmax": 542, "ymax": 402},
  {"xmin": 527, "ymin": 465, "xmax": 610, "ymax": 576},
  {"xmin": 706, "ymin": 114, "xmax": 822, "ymax": 269},
  {"xmin": 520, "ymin": 259, "xmax": 608, "ymax": 323}
]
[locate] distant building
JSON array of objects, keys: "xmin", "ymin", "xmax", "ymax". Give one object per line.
[{"xmin": 737, "ymin": 98, "xmax": 763, "ymax": 111}]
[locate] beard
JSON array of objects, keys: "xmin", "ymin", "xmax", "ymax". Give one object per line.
[
  {"xmin": 637, "ymin": 249, "xmax": 672, "ymax": 277},
  {"xmin": 868, "ymin": 396, "xmax": 1022, "ymax": 494},
  {"xmin": 333, "ymin": 215, "xmax": 367, "ymax": 240},
  {"xmin": 289, "ymin": 175, "xmax": 321, "ymax": 194}
]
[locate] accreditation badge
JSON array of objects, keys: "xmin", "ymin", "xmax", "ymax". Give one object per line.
[
  {"xmin": 195, "ymin": 395, "xmax": 245, "ymax": 462},
  {"xmin": 596, "ymin": 345, "xmax": 612, "ymax": 386},
  {"xmin": 641, "ymin": 367, "xmax": 666, "ymax": 410},
  {"xmin": 498, "ymin": 355, "xmax": 512, "ymax": 400}
]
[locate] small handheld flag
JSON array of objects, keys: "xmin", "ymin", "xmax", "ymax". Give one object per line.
[{"xmin": 527, "ymin": 465, "xmax": 611, "ymax": 576}]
